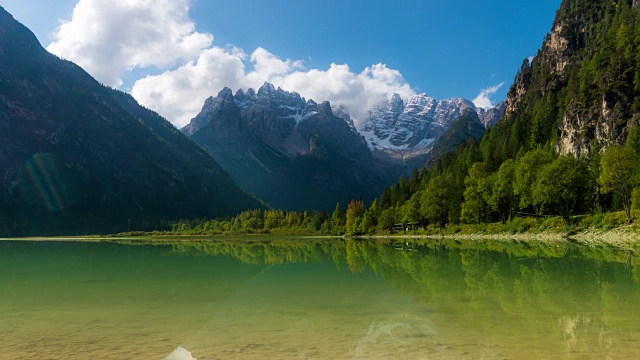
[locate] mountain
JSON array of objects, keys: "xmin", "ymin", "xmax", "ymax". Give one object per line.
[
  {"xmin": 0, "ymin": 7, "xmax": 262, "ymax": 236},
  {"xmin": 182, "ymin": 84, "xmax": 394, "ymax": 210},
  {"xmin": 479, "ymin": 100, "xmax": 507, "ymax": 128},
  {"xmin": 182, "ymin": 82, "xmax": 506, "ymax": 211},
  {"xmin": 502, "ymin": 0, "xmax": 640, "ymax": 158},
  {"xmin": 360, "ymin": 93, "xmax": 505, "ymax": 166},
  {"xmin": 427, "ymin": 108, "xmax": 487, "ymax": 163}
]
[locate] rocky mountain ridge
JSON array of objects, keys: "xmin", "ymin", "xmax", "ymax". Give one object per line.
[
  {"xmin": 361, "ymin": 93, "xmax": 505, "ymax": 155},
  {"xmin": 182, "ymin": 84, "xmax": 385, "ymax": 210},
  {"xmin": 181, "ymin": 83, "xmax": 505, "ymax": 210},
  {"xmin": 185, "ymin": 83, "xmax": 506, "ymax": 159}
]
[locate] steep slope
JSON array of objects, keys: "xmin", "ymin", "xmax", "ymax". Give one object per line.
[
  {"xmin": 0, "ymin": 7, "xmax": 261, "ymax": 236},
  {"xmin": 184, "ymin": 85, "xmax": 393, "ymax": 211},
  {"xmin": 428, "ymin": 109, "xmax": 486, "ymax": 163},
  {"xmin": 502, "ymin": 0, "xmax": 640, "ymax": 158}
]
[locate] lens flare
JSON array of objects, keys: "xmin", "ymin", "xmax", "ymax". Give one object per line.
[{"xmin": 22, "ymin": 153, "xmax": 75, "ymax": 212}]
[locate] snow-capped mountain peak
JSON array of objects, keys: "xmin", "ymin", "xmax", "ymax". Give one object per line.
[
  {"xmin": 182, "ymin": 83, "xmax": 505, "ymax": 156},
  {"xmin": 359, "ymin": 92, "xmax": 505, "ymax": 153}
]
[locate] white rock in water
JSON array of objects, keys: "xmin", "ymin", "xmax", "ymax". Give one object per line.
[{"xmin": 165, "ymin": 346, "xmax": 197, "ymax": 360}]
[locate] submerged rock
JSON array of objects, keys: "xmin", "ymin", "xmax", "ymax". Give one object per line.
[{"xmin": 165, "ymin": 346, "xmax": 197, "ymax": 360}]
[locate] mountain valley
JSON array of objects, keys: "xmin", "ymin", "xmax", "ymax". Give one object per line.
[{"xmin": 182, "ymin": 83, "xmax": 505, "ymax": 210}]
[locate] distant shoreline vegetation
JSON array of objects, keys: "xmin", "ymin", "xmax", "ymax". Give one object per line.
[
  {"xmin": 100, "ymin": 208, "xmax": 640, "ymax": 244},
  {"xmin": 103, "ymin": 141, "xmax": 640, "ymax": 241}
]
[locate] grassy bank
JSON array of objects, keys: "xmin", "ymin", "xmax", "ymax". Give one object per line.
[
  {"xmin": 4, "ymin": 211, "xmax": 640, "ymax": 246},
  {"xmin": 88, "ymin": 210, "xmax": 640, "ymax": 243},
  {"xmin": 359, "ymin": 211, "xmax": 640, "ymax": 248}
]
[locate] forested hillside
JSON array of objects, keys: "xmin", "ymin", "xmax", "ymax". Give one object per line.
[
  {"xmin": 340, "ymin": 0, "xmax": 640, "ymax": 233},
  {"xmin": 0, "ymin": 7, "xmax": 262, "ymax": 236}
]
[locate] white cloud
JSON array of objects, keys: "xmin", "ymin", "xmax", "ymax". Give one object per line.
[
  {"xmin": 131, "ymin": 46, "xmax": 248, "ymax": 125},
  {"xmin": 246, "ymin": 47, "xmax": 305, "ymax": 82},
  {"xmin": 473, "ymin": 82, "xmax": 505, "ymax": 109},
  {"xmin": 49, "ymin": 0, "xmax": 414, "ymax": 128},
  {"xmin": 47, "ymin": 0, "xmax": 212, "ymax": 87}
]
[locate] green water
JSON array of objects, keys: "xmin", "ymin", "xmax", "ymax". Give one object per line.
[{"xmin": 1, "ymin": 239, "xmax": 640, "ymax": 359}]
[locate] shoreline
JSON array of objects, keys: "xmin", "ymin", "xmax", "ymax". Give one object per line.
[
  {"xmin": 0, "ymin": 234, "xmax": 339, "ymax": 242},
  {"xmin": 1, "ymin": 228, "xmax": 639, "ymax": 247},
  {"xmin": 356, "ymin": 228, "xmax": 640, "ymax": 250}
]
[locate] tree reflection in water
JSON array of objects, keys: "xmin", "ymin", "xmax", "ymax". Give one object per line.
[{"xmin": 163, "ymin": 237, "xmax": 640, "ymax": 358}]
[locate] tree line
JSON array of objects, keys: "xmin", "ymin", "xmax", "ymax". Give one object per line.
[
  {"xmin": 343, "ymin": 142, "xmax": 639, "ymax": 235},
  {"xmin": 167, "ymin": 138, "xmax": 637, "ymax": 237}
]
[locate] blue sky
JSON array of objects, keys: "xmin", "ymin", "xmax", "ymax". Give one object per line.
[
  {"xmin": 192, "ymin": 0, "xmax": 562, "ymax": 98},
  {"xmin": 2, "ymin": 0, "xmax": 562, "ymax": 127}
]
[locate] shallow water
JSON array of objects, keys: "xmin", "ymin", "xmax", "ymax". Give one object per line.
[{"xmin": 1, "ymin": 238, "xmax": 639, "ymax": 359}]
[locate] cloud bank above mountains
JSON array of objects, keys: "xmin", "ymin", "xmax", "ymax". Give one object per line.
[
  {"xmin": 131, "ymin": 46, "xmax": 414, "ymax": 128},
  {"xmin": 46, "ymin": 0, "xmax": 503, "ymax": 128},
  {"xmin": 47, "ymin": 0, "xmax": 213, "ymax": 89}
]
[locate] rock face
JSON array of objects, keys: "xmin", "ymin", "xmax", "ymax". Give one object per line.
[
  {"xmin": 505, "ymin": 21, "xmax": 573, "ymax": 119},
  {"xmin": 479, "ymin": 100, "xmax": 507, "ymax": 128},
  {"xmin": 361, "ymin": 94, "xmax": 504, "ymax": 154},
  {"xmin": 503, "ymin": 0, "xmax": 640, "ymax": 157},
  {"xmin": 0, "ymin": 7, "xmax": 261, "ymax": 236},
  {"xmin": 183, "ymin": 84, "xmax": 391, "ymax": 211}
]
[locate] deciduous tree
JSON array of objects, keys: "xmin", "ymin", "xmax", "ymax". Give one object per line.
[
  {"xmin": 346, "ymin": 199, "xmax": 366, "ymax": 234},
  {"xmin": 534, "ymin": 156, "xmax": 591, "ymax": 224},
  {"xmin": 514, "ymin": 148, "xmax": 554, "ymax": 216},
  {"xmin": 600, "ymin": 145, "xmax": 638, "ymax": 223},
  {"xmin": 461, "ymin": 163, "xmax": 489, "ymax": 224}
]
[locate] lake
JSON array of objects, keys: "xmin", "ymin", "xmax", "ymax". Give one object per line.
[{"xmin": 1, "ymin": 238, "xmax": 639, "ymax": 359}]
